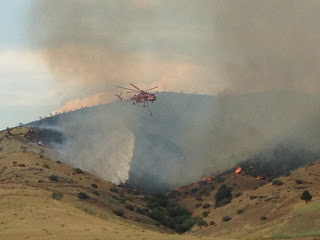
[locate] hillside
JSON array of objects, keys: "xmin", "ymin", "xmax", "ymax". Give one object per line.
[
  {"xmin": 27, "ymin": 92, "xmax": 320, "ymax": 192},
  {"xmin": 0, "ymin": 127, "xmax": 222, "ymax": 240},
  {"xmin": 1, "ymin": 127, "xmax": 320, "ymax": 239},
  {"xmin": 168, "ymin": 162, "xmax": 320, "ymax": 239}
]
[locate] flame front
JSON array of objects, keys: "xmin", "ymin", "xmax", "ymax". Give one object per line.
[{"xmin": 235, "ymin": 166, "xmax": 242, "ymax": 174}]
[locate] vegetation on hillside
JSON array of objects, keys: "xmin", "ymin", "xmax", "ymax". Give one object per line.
[{"xmin": 144, "ymin": 193, "xmax": 197, "ymax": 233}]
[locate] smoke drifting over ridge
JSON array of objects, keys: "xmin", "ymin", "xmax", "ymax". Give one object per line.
[{"xmin": 28, "ymin": 1, "xmax": 320, "ymax": 189}]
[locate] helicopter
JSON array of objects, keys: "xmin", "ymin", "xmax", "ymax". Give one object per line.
[{"xmin": 116, "ymin": 83, "xmax": 158, "ymax": 116}]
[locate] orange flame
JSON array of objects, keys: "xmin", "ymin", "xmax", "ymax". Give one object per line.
[
  {"xmin": 255, "ymin": 176, "xmax": 263, "ymax": 180},
  {"xmin": 235, "ymin": 166, "xmax": 242, "ymax": 174},
  {"xmin": 201, "ymin": 176, "xmax": 213, "ymax": 182}
]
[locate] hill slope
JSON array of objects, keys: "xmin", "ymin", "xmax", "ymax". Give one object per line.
[
  {"xmin": 0, "ymin": 127, "xmax": 223, "ymax": 240},
  {"xmin": 28, "ymin": 92, "xmax": 320, "ymax": 192}
]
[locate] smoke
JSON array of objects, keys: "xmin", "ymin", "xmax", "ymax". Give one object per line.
[{"xmin": 27, "ymin": 1, "xmax": 320, "ymax": 190}]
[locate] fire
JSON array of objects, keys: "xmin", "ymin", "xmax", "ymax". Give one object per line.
[
  {"xmin": 52, "ymin": 91, "xmax": 114, "ymax": 115},
  {"xmin": 201, "ymin": 176, "xmax": 213, "ymax": 182},
  {"xmin": 255, "ymin": 176, "xmax": 263, "ymax": 180},
  {"xmin": 235, "ymin": 166, "xmax": 242, "ymax": 174}
]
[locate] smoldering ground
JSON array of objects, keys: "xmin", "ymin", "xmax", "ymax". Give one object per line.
[{"xmin": 27, "ymin": 1, "xmax": 320, "ymax": 190}]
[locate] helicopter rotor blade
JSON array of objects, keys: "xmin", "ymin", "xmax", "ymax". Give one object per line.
[
  {"xmin": 130, "ymin": 83, "xmax": 141, "ymax": 90},
  {"xmin": 116, "ymin": 86, "xmax": 137, "ymax": 91},
  {"xmin": 144, "ymin": 86, "xmax": 158, "ymax": 91}
]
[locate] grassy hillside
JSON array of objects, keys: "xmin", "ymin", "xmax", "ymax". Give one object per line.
[
  {"xmin": 168, "ymin": 161, "xmax": 320, "ymax": 239},
  {"xmin": 1, "ymin": 127, "xmax": 320, "ymax": 239},
  {"xmin": 0, "ymin": 127, "xmax": 222, "ymax": 240}
]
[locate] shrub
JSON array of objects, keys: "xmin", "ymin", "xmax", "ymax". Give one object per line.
[
  {"xmin": 235, "ymin": 192, "xmax": 242, "ymax": 198},
  {"xmin": 136, "ymin": 207, "xmax": 146, "ymax": 215},
  {"xmin": 125, "ymin": 204, "xmax": 134, "ymax": 211},
  {"xmin": 191, "ymin": 188, "xmax": 198, "ymax": 194},
  {"xmin": 151, "ymin": 207, "xmax": 166, "ymax": 223},
  {"xmin": 222, "ymin": 216, "xmax": 232, "ymax": 222},
  {"xmin": 301, "ymin": 190, "xmax": 312, "ymax": 203},
  {"xmin": 295, "ymin": 179, "xmax": 304, "ymax": 185},
  {"xmin": 52, "ymin": 192, "xmax": 63, "ymax": 200},
  {"xmin": 119, "ymin": 197, "xmax": 126, "ymax": 204},
  {"xmin": 91, "ymin": 183, "xmax": 98, "ymax": 189},
  {"xmin": 202, "ymin": 211, "xmax": 210, "ymax": 217},
  {"xmin": 43, "ymin": 164, "xmax": 50, "ymax": 169},
  {"xmin": 237, "ymin": 208, "xmax": 245, "ymax": 214},
  {"xmin": 198, "ymin": 220, "xmax": 208, "ymax": 227},
  {"xmin": 250, "ymin": 195, "xmax": 257, "ymax": 200},
  {"xmin": 175, "ymin": 218, "xmax": 196, "ymax": 233},
  {"xmin": 92, "ymin": 190, "xmax": 100, "ymax": 196},
  {"xmin": 260, "ymin": 216, "xmax": 267, "ymax": 220},
  {"xmin": 56, "ymin": 160, "xmax": 61, "ymax": 164},
  {"xmin": 74, "ymin": 168, "xmax": 83, "ymax": 174},
  {"xmin": 110, "ymin": 186, "xmax": 118, "ymax": 193},
  {"xmin": 215, "ymin": 184, "xmax": 232, "ymax": 208},
  {"xmin": 202, "ymin": 203, "xmax": 211, "ymax": 209},
  {"xmin": 113, "ymin": 209, "xmax": 124, "ymax": 217},
  {"xmin": 48, "ymin": 175, "xmax": 59, "ymax": 182},
  {"xmin": 195, "ymin": 196, "xmax": 204, "ymax": 201},
  {"xmin": 78, "ymin": 192, "xmax": 89, "ymax": 200},
  {"xmin": 272, "ymin": 179, "xmax": 283, "ymax": 186},
  {"xmin": 195, "ymin": 203, "xmax": 202, "ymax": 208},
  {"xmin": 209, "ymin": 221, "xmax": 216, "ymax": 225}
]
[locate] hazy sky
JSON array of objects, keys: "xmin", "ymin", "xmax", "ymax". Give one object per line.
[{"xmin": 1, "ymin": 0, "xmax": 320, "ymax": 129}]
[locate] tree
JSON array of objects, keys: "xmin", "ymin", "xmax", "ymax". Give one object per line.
[
  {"xmin": 215, "ymin": 184, "xmax": 232, "ymax": 208},
  {"xmin": 301, "ymin": 190, "xmax": 312, "ymax": 203}
]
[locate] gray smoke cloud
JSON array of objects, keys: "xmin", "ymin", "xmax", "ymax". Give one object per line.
[{"xmin": 27, "ymin": 1, "xmax": 320, "ymax": 189}]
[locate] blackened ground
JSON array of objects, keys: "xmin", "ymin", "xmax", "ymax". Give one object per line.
[
  {"xmin": 24, "ymin": 127, "xmax": 65, "ymax": 147},
  {"xmin": 229, "ymin": 144, "xmax": 320, "ymax": 180}
]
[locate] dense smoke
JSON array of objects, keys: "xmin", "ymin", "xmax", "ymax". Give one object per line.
[{"xmin": 28, "ymin": 1, "xmax": 320, "ymax": 189}]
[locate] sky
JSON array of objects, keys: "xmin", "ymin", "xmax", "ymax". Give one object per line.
[{"xmin": 1, "ymin": 0, "xmax": 320, "ymax": 130}]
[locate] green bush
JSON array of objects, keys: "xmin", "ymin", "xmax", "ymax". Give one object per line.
[
  {"xmin": 195, "ymin": 203, "xmax": 202, "ymax": 208},
  {"xmin": 222, "ymin": 216, "xmax": 232, "ymax": 222},
  {"xmin": 52, "ymin": 192, "xmax": 63, "ymax": 200},
  {"xmin": 234, "ymin": 192, "xmax": 242, "ymax": 198},
  {"xmin": 250, "ymin": 195, "xmax": 257, "ymax": 200},
  {"xmin": 261, "ymin": 216, "xmax": 267, "ymax": 220},
  {"xmin": 151, "ymin": 207, "xmax": 166, "ymax": 223},
  {"xmin": 113, "ymin": 209, "xmax": 124, "ymax": 217},
  {"xmin": 110, "ymin": 186, "xmax": 118, "ymax": 193},
  {"xmin": 202, "ymin": 211, "xmax": 210, "ymax": 217},
  {"xmin": 74, "ymin": 168, "xmax": 83, "ymax": 174},
  {"xmin": 92, "ymin": 190, "xmax": 100, "ymax": 196},
  {"xmin": 209, "ymin": 221, "xmax": 216, "ymax": 225},
  {"xmin": 195, "ymin": 196, "xmax": 204, "ymax": 201},
  {"xmin": 78, "ymin": 192, "xmax": 89, "ymax": 200},
  {"xmin": 175, "ymin": 217, "xmax": 196, "ymax": 233},
  {"xmin": 202, "ymin": 203, "xmax": 211, "ymax": 209},
  {"xmin": 198, "ymin": 220, "xmax": 208, "ymax": 227},
  {"xmin": 48, "ymin": 174, "xmax": 59, "ymax": 182},
  {"xmin": 237, "ymin": 208, "xmax": 245, "ymax": 214},
  {"xmin": 295, "ymin": 179, "xmax": 304, "ymax": 185},
  {"xmin": 125, "ymin": 204, "xmax": 134, "ymax": 211},
  {"xmin": 301, "ymin": 190, "xmax": 312, "ymax": 203},
  {"xmin": 215, "ymin": 184, "xmax": 232, "ymax": 208},
  {"xmin": 136, "ymin": 207, "xmax": 146, "ymax": 215},
  {"xmin": 91, "ymin": 183, "xmax": 98, "ymax": 189},
  {"xmin": 43, "ymin": 164, "xmax": 50, "ymax": 169},
  {"xmin": 272, "ymin": 179, "xmax": 284, "ymax": 186}
]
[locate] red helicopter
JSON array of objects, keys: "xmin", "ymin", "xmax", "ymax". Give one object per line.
[{"xmin": 116, "ymin": 83, "xmax": 158, "ymax": 116}]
